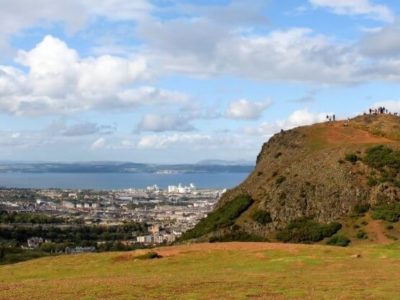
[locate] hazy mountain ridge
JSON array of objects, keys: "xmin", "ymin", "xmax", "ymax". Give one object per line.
[{"xmin": 0, "ymin": 161, "xmax": 253, "ymax": 174}]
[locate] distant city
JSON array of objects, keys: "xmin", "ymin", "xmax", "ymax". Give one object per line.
[{"xmin": 0, "ymin": 183, "xmax": 224, "ymax": 255}]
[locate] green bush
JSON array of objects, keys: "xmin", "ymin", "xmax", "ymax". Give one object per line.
[
  {"xmin": 356, "ymin": 230, "xmax": 367, "ymax": 239},
  {"xmin": 371, "ymin": 203, "xmax": 400, "ymax": 222},
  {"xmin": 180, "ymin": 194, "xmax": 253, "ymax": 240},
  {"xmin": 251, "ymin": 210, "xmax": 272, "ymax": 225},
  {"xmin": 136, "ymin": 251, "xmax": 162, "ymax": 260},
  {"xmin": 327, "ymin": 235, "xmax": 350, "ymax": 247},
  {"xmin": 364, "ymin": 145, "xmax": 400, "ymax": 171},
  {"xmin": 353, "ymin": 203, "xmax": 370, "ymax": 215},
  {"xmin": 345, "ymin": 153, "xmax": 358, "ymax": 163},
  {"xmin": 276, "ymin": 218, "xmax": 342, "ymax": 243}
]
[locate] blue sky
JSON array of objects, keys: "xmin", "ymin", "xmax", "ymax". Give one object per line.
[{"xmin": 1, "ymin": 0, "xmax": 400, "ymax": 163}]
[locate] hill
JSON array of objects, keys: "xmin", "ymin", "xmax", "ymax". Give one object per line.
[
  {"xmin": 0, "ymin": 161, "xmax": 253, "ymax": 174},
  {"xmin": 0, "ymin": 242, "xmax": 399, "ymax": 299},
  {"xmin": 181, "ymin": 114, "xmax": 400, "ymax": 244}
]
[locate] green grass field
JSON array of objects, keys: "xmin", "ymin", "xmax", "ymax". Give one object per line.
[{"xmin": 1, "ymin": 242, "xmax": 400, "ymax": 299}]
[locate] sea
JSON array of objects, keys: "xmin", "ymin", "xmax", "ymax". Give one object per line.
[{"xmin": 0, "ymin": 172, "xmax": 249, "ymax": 190}]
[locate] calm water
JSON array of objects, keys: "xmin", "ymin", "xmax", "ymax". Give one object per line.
[{"xmin": 0, "ymin": 172, "xmax": 249, "ymax": 190}]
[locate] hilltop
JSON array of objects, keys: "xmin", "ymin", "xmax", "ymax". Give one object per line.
[{"xmin": 182, "ymin": 114, "xmax": 400, "ymax": 244}]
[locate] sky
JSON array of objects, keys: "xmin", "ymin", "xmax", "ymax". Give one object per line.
[{"xmin": 1, "ymin": 0, "xmax": 400, "ymax": 163}]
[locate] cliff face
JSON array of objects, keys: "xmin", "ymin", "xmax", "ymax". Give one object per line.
[{"xmin": 188, "ymin": 114, "xmax": 400, "ymax": 241}]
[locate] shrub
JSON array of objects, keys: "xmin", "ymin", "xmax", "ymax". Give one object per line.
[
  {"xmin": 364, "ymin": 145, "xmax": 400, "ymax": 171},
  {"xmin": 386, "ymin": 225, "xmax": 394, "ymax": 230},
  {"xmin": 361, "ymin": 220, "xmax": 368, "ymax": 226},
  {"xmin": 371, "ymin": 203, "xmax": 400, "ymax": 222},
  {"xmin": 180, "ymin": 194, "xmax": 253, "ymax": 240},
  {"xmin": 276, "ymin": 176, "xmax": 286, "ymax": 185},
  {"xmin": 327, "ymin": 235, "xmax": 350, "ymax": 247},
  {"xmin": 353, "ymin": 203, "xmax": 370, "ymax": 215},
  {"xmin": 136, "ymin": 251, "xmax": 162, "ymax": 260},
  {"xmin": 356, "ymin": 230, "xmax": 367, "ymax": 239},
  {"xmin": 345, "ymin": 153, "xmax": 358, "ymax": 163},
  {"xmin": 251, "ymin": 210, "xmax": 272, "ymax": 225},
  {"xmin": 367, "ymin": 177, "xmax": 378, "ymax": 187},
  {"xmin": 276, "ymin": 218, "xmax": 342, "ymax": 243}
]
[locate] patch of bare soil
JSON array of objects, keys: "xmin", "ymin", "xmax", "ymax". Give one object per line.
[
  {"xmin": 367, "ymin": 220, "xmax": 390, "ymax": 244},
  {"xmin": 325, "ymin": 122, "xmax": 391, "ymax": 145}
]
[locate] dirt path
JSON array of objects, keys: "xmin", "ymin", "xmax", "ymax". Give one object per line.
[
  {"xmin": 367, "ymin": 220, "xmax": 390, "ymax": 244},
  {"xmin": 325, "ymin": 122, "xmax": 391, "ymax": 145}
]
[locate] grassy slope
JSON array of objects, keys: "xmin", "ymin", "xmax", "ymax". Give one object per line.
[{"xmin": 1, "ymin": 242, "xmax": 400, "ymax": 299}]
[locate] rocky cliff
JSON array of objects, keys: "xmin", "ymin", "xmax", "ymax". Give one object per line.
[{"xmin": 182, "ymin": 114, "xmax": 400, "ymax": 242}]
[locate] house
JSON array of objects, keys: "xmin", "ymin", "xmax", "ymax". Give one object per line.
[
  {"xmin": 27, "ymin": 237, "xmax": 43, "ymax": 248},
  {"xmin": 136, "ymin": 235, "xmax": 153, "ymax": 244}
]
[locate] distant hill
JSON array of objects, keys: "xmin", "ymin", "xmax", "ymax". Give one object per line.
[
  {"xmin": 196, "ymin": 159, "xmax": 254, "ymax": 166},
  {"xmin": 182, "ymin": 114, "xmax": 400, "ymax": 244},
  {"xmin": 0, "ymin": 161, "xmax": 254, "ymax": 174}
]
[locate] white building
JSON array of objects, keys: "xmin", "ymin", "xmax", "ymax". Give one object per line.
[
  {"xmin": 167, "ymin": 183, "xmax": 196, "ymax": 194},
  {"xmin": 146, "ymin": 185, "xmax": 160, "ymax": 192},
  {"xmin": 62, "ymin": 200, "xmax": 75, "ymax": 209}
]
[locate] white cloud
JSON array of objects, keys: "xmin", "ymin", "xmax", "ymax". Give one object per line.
[
  {"xmin": 142, "ymin": 22, "xmax": 400, "ymax": 85},
  {"xmin": 0, "ymin": 35, "xmax": 190, "ymax": 115},
  {"xmin": 371, "ymin": 100, "xmax": 400, "ymax": 112},
  {"xmin": 281, "ymin": 108, "xmax": 329, "ymax": 128},
  {"xmin": 63, "ymin": 122, "xmax": 115, "ymax": 136},
  {"xmin": 136, "ymin": 132, "xmax": 258, "ymax": 152},
  {"xmin": 0, "ymin": 0, "xmax": 153, "ymax": 51},
  {"xmin": 117, "ymin": 87, "xmax": 189, "ymax": 108},
  {"xmin": 136, "ymin": 114, "xmax": 194, "ymax": 132},
  {"xmin": 146, "ymin": 27, "xmax": 364, "ymax": 85},
  {"xmin": 361, "ymin": 24, "xmax": 400, "ymax": 57},
  {"xmin": 137, "ymin": 134, "xmax": 210, "ymax": 149},
  {"xmin": 91, "ymin": 137, "xmax": 106, "ymax": 150},
  {"xmin": 309, "ymin": 0, "xmax": 394, "ymax": 22},
  {"xmin": 226, "ymin": 99, "xmax": 272, "ymax": 120},
  {"xmin": 244, "ymin": 108, "xmax": 330, "ymax": 137}
]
